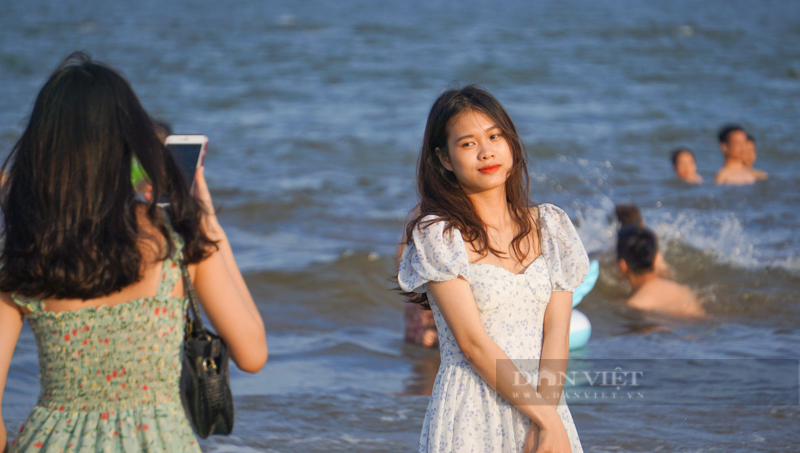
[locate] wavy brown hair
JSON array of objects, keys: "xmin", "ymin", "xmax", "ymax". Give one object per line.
[
  {"xmin": 0, "ymin": 52, "xmax": 216, "ymax": 299},
  {"xmin": 403, "ymin": 85, "xmax": 539, "ymax": 308}
]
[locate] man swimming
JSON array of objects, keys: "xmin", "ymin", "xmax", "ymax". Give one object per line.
[
  {"xmin": 615, "ymin": 204, "xmax": 673, "ymax": 279},
  {"xmin": 617, "ymin": 225, "xmax": 705, "ymax": 318}
]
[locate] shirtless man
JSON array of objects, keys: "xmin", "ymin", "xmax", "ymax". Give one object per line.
[
  {"xmin": 714, "ymin": 124, "xmax": 756, "ymax": 185},
  {"xmin": 617, "ymin": 225, "xmax": 705, "ymax": 318}
]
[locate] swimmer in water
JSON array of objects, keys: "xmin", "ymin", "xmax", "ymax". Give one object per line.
[
  {"xmin": 714, "ymin": 124, "xmax": 756, "ymax": 185},
  {"xmin": 617, "ymin": 225, "xmax": 705, "ymax": 318},
  {"xmin": 671, "ymin": 148, "xmax": 702, "ymax": 184},
  {"xmin": 744, "ymin": 134, "xmax": 769, "ymax": 181},
  {"xmin": 614, "ymin": 204, "xmax": 674, "ymax": 279}
]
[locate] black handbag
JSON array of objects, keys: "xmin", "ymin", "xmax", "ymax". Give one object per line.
[{"xmin": 179, "ymin": 256, "xmax": 234, "ymax": 438}]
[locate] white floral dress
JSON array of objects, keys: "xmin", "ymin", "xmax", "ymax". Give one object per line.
[{"xmin": 398, "ymin": 204, "xmax": 589, "ymax": 453}]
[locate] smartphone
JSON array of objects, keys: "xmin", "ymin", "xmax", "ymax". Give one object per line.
[{"xmin": 165, "ymin": 134, "xmax": 208, "ymax": 190}]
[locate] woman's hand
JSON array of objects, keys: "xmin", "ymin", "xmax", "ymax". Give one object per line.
[
  {"xmin": 533, "ymin": 416, "xmax": 571, "ymax": 453},
  {"xmin": 522, "ymin": 420, "xmax": 538, "ymax": 453},
  {"xmin": 192, "ymin": 166, "xmax": 223, "ymax": 242}
]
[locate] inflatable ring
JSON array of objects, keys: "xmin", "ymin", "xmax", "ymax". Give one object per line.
[
  {"xmin": 572, "ymin": 260, "xmax": 599, "ymax": 308},
  {"xmin": 568, "ymin": 260, "xmax": 598, "ymax": 350},
  {"xmin": 569, "ymin": 309, "xmax": 592, "ymax": 350}
]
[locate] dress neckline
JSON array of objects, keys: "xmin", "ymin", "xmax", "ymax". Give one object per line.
[{"xmin": 469, "ymin": 254, "xmax": 544, "ymax": 277}]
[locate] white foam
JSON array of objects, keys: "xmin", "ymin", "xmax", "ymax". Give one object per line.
[
  {"xmin": 206, "ymin": 443, "xmax": 278, "ymax": 453},
  {"xmin": 648, "ymin": 210, "xmax": 759, "ymax": 268},
  {"xmin": 570, "ymin": 201, "xmax": 800, "ymax": 273},
  {"xmin": 572, "ymin": 195, "xmax": 618, "ymax": 256}
]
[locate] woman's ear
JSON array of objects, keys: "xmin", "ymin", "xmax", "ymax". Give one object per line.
[{"xmin": 436, "ymin": 147, "xmax": 453, "ymax": 172}]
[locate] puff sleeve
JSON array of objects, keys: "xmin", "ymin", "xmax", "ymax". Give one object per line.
[
  {"xmin": 398, "ymin": 216, "xmax": 471, "ymax": 294},
  {"xmin": 539, "ymin": 204, "xmax": 590, "ymax": 292}
]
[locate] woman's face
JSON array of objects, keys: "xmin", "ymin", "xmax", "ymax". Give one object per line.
[
  {"xmin": 675, "ymin": 151, "xmax": 697, "ymax": 181},
  {"xmin": 438, "ymin": 109, "xmax": 513, "ymax": 195}
]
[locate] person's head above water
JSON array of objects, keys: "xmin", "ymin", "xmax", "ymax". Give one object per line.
[
  {"xmin": 671, "ymin": 148, "xmax": 701, "ymax": 183},
  {"xmin": 615, "ymin": 204, "xmax": 644, "ymax": 229},
  {"xmin": 617, "ymin": 225, "xmax": 658, "ymax": 276},
  {"xmin": 718, "ymin": 124, "xmax": 748, "ymax": 162},
  {"xmin": 0, "ymin": 52, "xmax": 213, "ymax": 300},
  {"xmin": 403, "ymin": 85, "xmax": 535, "ymax": 308}
]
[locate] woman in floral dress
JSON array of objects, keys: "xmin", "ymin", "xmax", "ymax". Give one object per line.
[{"xmin": 0, "ymin": 52, "xmax": 267, "ymax": 452}]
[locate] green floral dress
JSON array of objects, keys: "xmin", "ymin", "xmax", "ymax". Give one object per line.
[{"xmin": 9, "ymin": 231, "xmax": 200, "ymax": 452}]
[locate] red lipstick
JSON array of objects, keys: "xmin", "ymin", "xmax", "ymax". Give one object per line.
[{"xmin": 479, "ymin": 165, "xmax": 500, "ymax": 174}]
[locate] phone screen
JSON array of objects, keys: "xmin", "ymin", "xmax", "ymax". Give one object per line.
[{"xmin": 167, "ymin": 143, "xmax": 203, "ymax": 188}]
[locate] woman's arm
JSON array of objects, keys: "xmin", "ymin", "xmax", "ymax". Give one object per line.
[
  {"xmin": 189, "ymin": 167, "xmax": 267, "ymax": 373},
  {"xmin": 537, "ymin": 291, "xmax": 573, "ymax": 408},
  {"xmin": 0, "ymin": 293, "xmax": 24, "ymax": 449},
  {"xmin": 428, "ymin": 279, "xmax": 571, "ymax": 452}
]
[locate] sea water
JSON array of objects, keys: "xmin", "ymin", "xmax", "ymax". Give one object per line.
[{"xmin": 2, "ymin": 0, "xmax": 799, "ymax": 451}]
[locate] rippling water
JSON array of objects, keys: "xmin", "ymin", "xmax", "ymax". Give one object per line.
[{"xmin": 2, "ymin": 0, "xmax": 800, "ymax": 451}]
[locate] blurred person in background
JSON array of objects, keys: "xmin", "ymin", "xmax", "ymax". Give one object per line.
[
  {"xmin": 671, "ymin": 148, "xmax": 702, "ymax": 184},
  {"xmin": 617, "ymin": 226, "xmax": 705, "ymax": 318},
  {"xmin": 714, "ymin": 124, "xmax": 756, "ymax": 185},
  {"xmin": 615, "ymin": 204, "xmax": 673, "ymax": 279},
  {"xmin": 744, "ymin": 134, "xmax": 768, "ymax": 181},
  {"xmin": 0, "ymin": 52, "xmax": 267, "ymax": 452}
]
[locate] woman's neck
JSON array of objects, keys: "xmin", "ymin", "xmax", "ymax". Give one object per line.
[{"xmin": 467, "ymin": 186, "xmax": 511, "ymax": 229}]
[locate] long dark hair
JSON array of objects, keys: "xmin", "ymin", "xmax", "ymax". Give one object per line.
[
  {"xmin": 0, "ymin": 52, "xmax": 216, "ymax": 299},
  {"xmin": 404, "ymin": 85, "xmax": 538, "ymax": 308}
]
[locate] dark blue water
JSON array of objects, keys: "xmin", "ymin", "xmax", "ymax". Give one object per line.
[{"xmin": 2, "ymin": 0, "xmax": 799, "ymax": 451}]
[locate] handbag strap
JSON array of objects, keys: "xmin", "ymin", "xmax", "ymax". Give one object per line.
[{"xmin": 180, "ymin": 252, "xmax": 209, "ymax": 338}]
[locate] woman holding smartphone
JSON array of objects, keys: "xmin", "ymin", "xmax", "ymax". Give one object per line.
[
  {"xmin": 399, "ymin": 86, "xmax": 588, "ymax": 452},
  {"xmin": 0, "ymin": 53, "xmax": 267, "ymax": 452}
]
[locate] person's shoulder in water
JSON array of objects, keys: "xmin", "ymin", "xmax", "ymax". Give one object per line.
[{"xmin": 625, "ymin": 277, "xmax": 704, "ymax": 317}]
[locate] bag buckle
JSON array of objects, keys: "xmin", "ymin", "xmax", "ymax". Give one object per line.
[{"xmin": 202, "ymin": 358, "xmax": 218, "ymax": 371}]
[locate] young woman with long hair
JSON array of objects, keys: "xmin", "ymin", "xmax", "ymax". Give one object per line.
[
  {"xmin": 0, "ymin": 53, "xmax": 267, "ymax": 452},
  {"xmin": 399, "ymin": 86, "xmax": 588, "ymax": 453}
]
